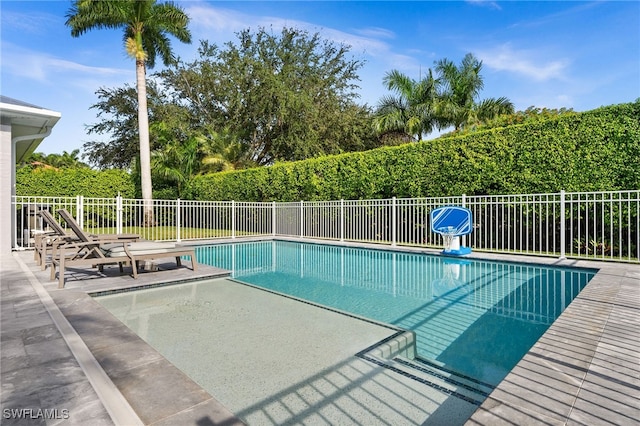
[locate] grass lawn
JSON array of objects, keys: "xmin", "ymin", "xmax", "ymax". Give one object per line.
[{"xmin": 83, "ymin": 226, "xmax": 257, "ymax": 241}]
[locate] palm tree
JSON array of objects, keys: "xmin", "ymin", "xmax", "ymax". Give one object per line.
[
  {"xmin": 150, "ymin": 123, "xmax": 255, "ymax": 197},
  {"xmin": 151, "ymin": 137, "xmax": 199, "ymax": 198},
  {"xmin": 24, "ymin": 150, "xmax": 89, "ymax": 169},
  {"xmin": 202, "ymin": 126, "xmax": 255, "ymax": 172},
  {"xmin": 434, "ymin": 53, "xmax": 514, "ymax": 131},
  {"xmin": 54, "ymin": 149, "xmax": 88, "ymax": 168},
  {"xmin": 66, "ymin": 0, "xmax": 191, "ymax": 225},
  {"xmin": 373, "ymin": 69, "xmax": 437, "ymax": 142}
]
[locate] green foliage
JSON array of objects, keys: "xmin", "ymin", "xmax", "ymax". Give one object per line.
[
  {"xmin": 85, "ymin": 27, "xmax": 379, "ymax": 172},
  {"xmin": 374, "ymin": 53, "xmax": 514, "ymax": 140},
  {"xmin": 84, "ymin": 82, "xmax": 180, "ymax": 169},
  {"xmin": 188, "ymin": 102, "xmax": 640, "ymax": 201},
  {"xmin": 16, "ymin": 167, "xmax": 136, "ymax": 198},
  {"xmin": 157, "ymin": 28, "xmax": 377, "ymax": 165},
  {"xmin": 21, "ymin": 149, "xmax": 90, "ymax": 169},
  {"xmin": 374, "ymin": 69, "xmax": 437, "ymax": 140},
  {"xmin": 66, "ymin": 0, "xmax": 191, "ymax": 69},
  {"xmin": 482, "ymin": 106, "xmax": 576, "ymax": 129},
  {"xmin": 433, "ymin": 53, "xmax": 515, "ymax": 131},
  {"xmin": 443, "ymin": 106, "xmax": 576, "ymax": 137},
  {"xmin": 83, "ymin": 85, "xmax": 144, "ymax": 169}
]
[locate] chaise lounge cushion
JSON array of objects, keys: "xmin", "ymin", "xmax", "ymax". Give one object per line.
[{"xmin": 102, "ymin": 242, "xmax": 178, "ymax": 257}]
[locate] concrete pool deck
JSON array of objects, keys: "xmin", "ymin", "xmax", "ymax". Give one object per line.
[{"xmin": 1, "ymin": 240, "xmax": 639, "ymax": 425}]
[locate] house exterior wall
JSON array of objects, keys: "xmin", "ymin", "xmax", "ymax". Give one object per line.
[{"xmin": 1, "ymin": 117, "xmax": 13, "ymax": 255}]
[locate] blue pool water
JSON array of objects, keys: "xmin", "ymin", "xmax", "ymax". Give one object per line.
[{"xmin": 196, "ymin": 240, "xmax": 596, "ymax": 386}]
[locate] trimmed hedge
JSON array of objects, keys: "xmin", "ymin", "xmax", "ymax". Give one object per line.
[
  {"xmin": 16, "ymin": 167, "xmax": 136, "ymax": 198},
  {"xmin": 188, "ymin": 101, "xmax": 640, "ymax": 201},
  {"xmin": 16, "ymin": 102, "xmax": 640, "ymax": 201}
]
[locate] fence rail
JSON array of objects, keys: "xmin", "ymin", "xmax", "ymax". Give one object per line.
[{"xmin": 12, "ymin": 190, "xmax": 640, "ymax": 263}]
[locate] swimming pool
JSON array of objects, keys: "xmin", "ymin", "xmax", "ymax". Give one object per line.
[{"xmin": 195, "ymin": 240, "xmax": 596, "ymax": 386}]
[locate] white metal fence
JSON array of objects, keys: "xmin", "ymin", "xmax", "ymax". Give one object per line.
[{"xmin": 12, "ymin": 190, "xmax": 640, "ymax": 263}]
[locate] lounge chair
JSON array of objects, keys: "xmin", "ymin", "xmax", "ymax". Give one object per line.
[
  {"xmin": 104, "ymin": 241, "xmax": 197, "ymax": 280},
  {"xmin": 50, "ymin": 209, "xmax": 197, "ymax": 288},
  {"xmin": 34, "ymin": 210, "xmax": 77, "ymax": 268},
  {"xmin": 56, "ymin": 208, "xmax": 140, "ymax": 245},
  {"xmin": 36, "ymin": 209, "xmax": 139, "ymax": 269}
]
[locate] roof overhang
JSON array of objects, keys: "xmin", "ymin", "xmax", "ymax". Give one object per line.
[{"xmin": 1, "ymin": 98, "xmax": 62, "ymax": 162}]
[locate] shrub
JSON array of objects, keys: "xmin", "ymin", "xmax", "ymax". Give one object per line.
[
  {"xmin": 16, "ymin": 167, "xmax": 136, "ymax": 198},
  {"xmin": 188, "ymin": 102, "xmax": 640, "ymax": 201}
]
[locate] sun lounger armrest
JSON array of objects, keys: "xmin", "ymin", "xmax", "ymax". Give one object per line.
[
  {"xmin": 51, "ymin": 240, "xmax": 126, "ymax": 258},
  {"xmin": 91, "ymin": 233, "xmax": 140, "ymax": 242},
  {"xmin": 33, "ymin": 230, "xmax": 58, "ymax": 236},
  {"xmin": 121, "ymin": 243, "xmax": 195, "ymax": 260}
]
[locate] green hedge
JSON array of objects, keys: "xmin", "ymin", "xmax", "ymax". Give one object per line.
[
  {"xmin": 188, "ymin": 101, "xmax": 640, "ymax": 201},
  {"xmin": 16, "ymin": 167, "xmax": 136, "ymax": 198},
  {"xmin": 16, "ymin": 102, "xmax": 640, "ymax": 201}
]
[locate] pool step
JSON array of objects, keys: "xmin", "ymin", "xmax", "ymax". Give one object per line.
[
  {"xmin": 392, "ymin": 356, "xmax": 495, "ymax": 404},
  {"xmin": 357, "ymin": 330, "xmax": 493, "ymax": 405},
  {"xmin": 363, "ymin": 330, "xmax": 416, "ymax": 359},
  {"xmin": 360, "ymin": 352, "xmax": 492, "ymax": 406}
]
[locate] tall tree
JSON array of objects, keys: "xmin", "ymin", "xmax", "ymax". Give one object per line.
[
  {"xmin": 66, "ymin": 0, "xmax": 191, "ymax": 225},
  {"xmin": 373, "ymin": 69, "xmax": 437, "ymax": 141},
  {"xmin": 84, "ymin": 85, "xmax": 144, "ymax": 170},
  {"xmin": 84, "ymin": 82, "xmax": 192, "ymax": 170},
  {"xmin": 158, "ymin": 29, "xmax": 374, "ymax": 165},
  {"xmin": 435, "ymin": 53, "xmax": 514, "ymax": 131}
]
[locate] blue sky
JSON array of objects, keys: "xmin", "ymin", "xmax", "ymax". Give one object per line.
[{"xmin": 2, "ymin": 1, "xmax": 639, "ymax": 156}]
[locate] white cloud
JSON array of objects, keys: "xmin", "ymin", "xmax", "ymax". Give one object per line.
[
  {"xmin": 1, "ymin": 10, "xmax": 61, "ymax": 35},
  {"xmin": 354, "ymin": 27, "xmax": 396, "ymax": 40},
  {"xmin": 184, "ymin": 3, "xmax": 418, "ymax": 77},
  {"xmin": 185, "ymin": 4, "xmax": 249, "ymax": 34},
  {"xmin": 47, "ymin": 57, "xmax": 127, "ymax": 77},
  {"xmin": 477, "ymin": 44, "xmax": 569, "ymax": 81},
  {"xmin": 466, "ymin": 0, "xmax": 501, "ymax": 11},
  {"xmin": 189, "ymin": 4, "xmax": 377, "ymax": 52},
  {"xmin": 2, "ymin": 43, "xmax": 128, "ymax": 84}
]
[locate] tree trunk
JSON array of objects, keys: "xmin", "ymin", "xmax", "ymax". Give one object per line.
[{"xmin": 136, "ymin": 59, "xmax": 154, "ymax": 226}]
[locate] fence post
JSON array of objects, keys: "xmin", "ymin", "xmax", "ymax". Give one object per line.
[
  {"xmin": 461, "ymin": 194, "xmax": 467, "ymax": 248},
  {"xmin": 231, "ymin": 200, "xmax": 236, "ymax": 239},
  {"xmin": 392, "ymin": 197, "xmax": 397, "ymax": 246},
  {"xmin": 272, "ymin": 201, "xmax": 276, "ymax": 237},
  {"xmin": 11, "ymin": 196, "xmax": 16, "ymax": 250},
  {"xmin": 76, "ymin": 195, "xmax": 84, "ymax": 229},
  {"xmin": 300, "ymin": 201, "xmax": 304, "ymax": 238},
  {"xmin": 176, "ymin": 199, "xmax": 181, "ymax": 242},
  {"xmin": 116, "ymin": 194, "xmax": 123, "ymax": 234},
  {"xmin": 340, "ymin": 199, "xmax": 344, "ymax": 242},
  {"xmin": 560, "ymin": 190, "xmax": 566, "ymax": 259}
]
